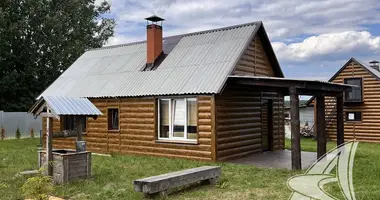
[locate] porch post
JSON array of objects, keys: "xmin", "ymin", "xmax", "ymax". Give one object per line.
[
  {"xmin": 336, "ymin": 93, "xmax": 344, "ymax": 146},
  {"xmin": 46, "ymin": 116, "xmax": 53, "ymax": 176},
  {"xmin": 316, "ymin": 95, "xmax": 326, "ymax": 159},
  {"xmin": 290, "ymin": 87, "xmax": 301, "ymax": 170}
]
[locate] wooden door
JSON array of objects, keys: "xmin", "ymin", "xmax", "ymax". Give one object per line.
[{"xmin": 261, "ymin": 99, "xmax": 273, "ymax": 151}]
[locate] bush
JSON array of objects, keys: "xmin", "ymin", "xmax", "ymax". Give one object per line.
[
  {"xmin": 21, "ymin": 169, "xmax": 54, "ymax": 200},
  {"xmin": 1, "ymin": 126, "xmax": 5, "ymax": 140},
  {"xmin": 16, "ymin": 127, "xmax": 21, "ymax": 139},
  {"xmin": 30, "ymin": 128, "xmax": 35, "ymax": 139}
]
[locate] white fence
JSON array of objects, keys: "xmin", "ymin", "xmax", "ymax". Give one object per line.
[{"xmin": 0, "ymin": 111, "xmax": 42, "ymax": 139}]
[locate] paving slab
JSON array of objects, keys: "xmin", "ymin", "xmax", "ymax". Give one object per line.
[{"xmin": 229, "ymin": 150, "xmax": 317, "ymax": 170}]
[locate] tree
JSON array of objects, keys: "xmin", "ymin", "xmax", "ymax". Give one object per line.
[{"xmin": 0, "ymin": 0, "xmax": 115, "ymax": 111}]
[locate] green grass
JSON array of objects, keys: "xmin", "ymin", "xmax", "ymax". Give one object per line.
[{"xmin": 1, "ymin": 138, "xmax": 380, "ymax": 199}]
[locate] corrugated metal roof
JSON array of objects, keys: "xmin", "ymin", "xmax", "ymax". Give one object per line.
[
  {"xmin": 39, "ymin": 22, "xmax": 259, "ymax": 98},
  {"xmin": 43, "ymin": 96, "xmax": 102, "ymax": 115},
  {"xmin": 355, "ymin": 59, "xmax": 380, "ymax": 79}
]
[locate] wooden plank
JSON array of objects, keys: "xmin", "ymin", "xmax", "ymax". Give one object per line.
[
  {"xmin": 290, "ymin": 87, "xmax": 301, "ymax": 170},
  {"xmin": 211, "ymin": 95, "xmax": 217, "ymax": 161},
  {"xmin": 47, "ymin": 117, "xmax": 53, "ymax": 176},
  {"xmin": 316, "ymin": 95, "xmax": 326, "ymax": 159},
  {"xmin": 336, "ymin": 94, "xmax": 344, "ymax": 145}
]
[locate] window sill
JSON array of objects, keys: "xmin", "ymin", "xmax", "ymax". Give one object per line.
[
  {"xmin": 155, "ymin": 140, "xmax": 198, "ymax": 145},
  {"xmin": 344, "ymin": 101, "xmax": 363, "ymax": 105}
]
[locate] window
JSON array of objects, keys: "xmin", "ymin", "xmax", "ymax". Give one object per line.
[
  {"xmin": 344, "ymin": 78, "xmax": 362, "ymax": 102},
  {"xmin": 61, "ymin": 116, "xmax": 86, "ymax": 132},
  {"xmin": 107, "ymin": 108, "xmax": 119, "ymax": 130},
  {"xmin": 346, "ymin": 111, "xmax": 362, "ymax": 121},
  {"xmin": 158, "ymin": 98, "xmax": 197, "ymax": 141}
]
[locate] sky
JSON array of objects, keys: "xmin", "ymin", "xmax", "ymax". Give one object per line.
[{"xmin": 97, "ymin": 0, "xmax": 380, "ymax": 81}]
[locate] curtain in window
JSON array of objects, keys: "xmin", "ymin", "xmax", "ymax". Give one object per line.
[
  {"xmin": 160, "ymin": 100, "xmax": 170, "ymax": 138},
  {"xmin": 112, "ymin": 110, "xmax": 119, "ymax": 129},
  {"xmin": 187, "ymin": 100, "xmax": 197, "ymax": 139},
  {"xmin": 172, "ymin": 99, "xmax": 185, "ymax": 138},
  {"xmin": 107, "ymin": 109, "xmax": 119, "ymax": 130}
]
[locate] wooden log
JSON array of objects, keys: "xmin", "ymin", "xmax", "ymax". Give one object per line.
[
  {"xmin": 52, "ymin": 130, "xmax": 80, "ymax": 138},
  {"xmin": 317, "ymin": 95, "xmax": 326, "ymax": 159},
  {"xmin": 336, "ymin": 94, "xmax": 344, "ymax": 146},
  {"xmin": 290, "ymin": 87, "xmax": 301, "ymax": 170}
]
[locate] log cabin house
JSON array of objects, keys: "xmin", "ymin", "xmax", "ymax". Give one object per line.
[
  {"xmin": 308, "ymin": 58, "xmax": 380, "ymax": 143},
  {"xmin": 38, "ymin": 16, "xmax": 352, "ymax": 167}
]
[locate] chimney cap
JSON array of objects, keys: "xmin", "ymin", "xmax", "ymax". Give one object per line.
[
  {"xmin": 369, "ymin": 60, "xmax": 379, "ymax": 64},
  {"xmin": 145, "ymin": 15, "xmax": 165, "ymax": 22}
]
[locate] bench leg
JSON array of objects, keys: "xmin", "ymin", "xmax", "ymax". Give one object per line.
[
  {"xmin": 201, "ymin": 177, "xmax": 219, "ymax": 185},
  {"xmin": 143, "ymin": 191, "xmax": 168, "ymax": 199},
  {"xmin": 208, "ymin": 177, "xmax": 219, "ymax": 185},
  {"xmin": 160, "ymin": 190, "xmax": 168, "ymax": 198}
]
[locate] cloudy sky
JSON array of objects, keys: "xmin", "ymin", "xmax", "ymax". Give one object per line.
[{"xmin": 99, "ymin": 0, "xmax": 380, "ymax": 80}]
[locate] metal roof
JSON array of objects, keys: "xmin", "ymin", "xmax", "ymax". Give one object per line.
[
  {"xmin": 29, "ymin": 96, "xmax": 102, "ymax": 116},
  {"xmin": 39, "ymin": 22, "xmax": 262, "ymax": 98}
]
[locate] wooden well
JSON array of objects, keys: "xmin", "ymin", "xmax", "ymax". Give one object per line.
[{"xmin": 38, "ymin": 149, "xmax": 91, "ymax": 183}]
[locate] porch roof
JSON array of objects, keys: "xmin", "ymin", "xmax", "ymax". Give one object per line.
[{"xmin": 227, "ymin": 75, "xmax": 354, "ymax": 95}]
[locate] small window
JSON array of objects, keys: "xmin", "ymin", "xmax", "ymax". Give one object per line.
[
  {"xmin": 108, "ymin": 108, "xmax": 119, "ymax": 130},
  {"xmin": 158, "ymin": 98, "xmax": 198, "ymax": 141},
  {"xmin": 344, "ymin": 78, "xmax": 362, "ymax": 102},
  {"xmin": 61, "ymin": 116, "xmax": 86, "ymax": 132},
  {"xmin": 346, "ymin": 111, "xmax": 362, "ymax": 121}
]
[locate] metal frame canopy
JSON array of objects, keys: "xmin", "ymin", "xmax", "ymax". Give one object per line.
[
  {"xmin": 28, "ymin": 96, "xmax": 102, "ymax": 176},
  {"xmin": 228, "ymin": 75, "xmax": 355, "ymax": 170}
]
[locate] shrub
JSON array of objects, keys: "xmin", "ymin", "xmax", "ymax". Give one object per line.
[
  {"xmin": 30, "ymin": 128, "xmax": 35, "ymax": 139},
  {"xmin": 1, "ymin": 126, "xmax": 5, "ymax": 140},
  {"xmin": 21, "ymin": 169, "xmax": 54, "ymax": 200},
  {"xmin": 16, "ymin": 127, "xmax": 21, "ymax": 139}
]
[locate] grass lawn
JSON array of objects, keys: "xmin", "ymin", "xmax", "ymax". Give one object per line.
[{"xmin": 0, "ymin": 138, "xmax": 379, "ymax": 199}]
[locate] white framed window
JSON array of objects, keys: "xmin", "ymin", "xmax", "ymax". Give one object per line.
[{"xmin": 158, "ymin": 98, "xmax": 198, "ymax": 141}]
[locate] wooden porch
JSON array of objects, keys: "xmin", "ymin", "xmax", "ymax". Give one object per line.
[
  {"xmin": 229, "ymin": 76, "xmax": 353, "ymax": 170},
  {"xmin": 229, "ymin": 150, "xmax": 317, "ymax": 169}
]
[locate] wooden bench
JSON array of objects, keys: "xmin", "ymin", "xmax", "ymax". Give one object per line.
[{"xmin": 133, "ymin": 166, "xmax": 221, "ymax": 197}]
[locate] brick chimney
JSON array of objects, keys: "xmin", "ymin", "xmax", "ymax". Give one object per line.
[{"xmin": 145, "ymin": 15, "xmax": 164, "ymax": 67}]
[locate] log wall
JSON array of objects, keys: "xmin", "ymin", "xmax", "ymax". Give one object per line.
[
  {"xmin": 42, "ymin": 96, "xmax": 214, "ymax": 161},
  {"xmin": 326, "ymin": 60, "xmax": 380, "ymax": 142},
  {"xmin": 232, "ymin": 35, "xmax": 275, "ymax": 77},
  {"xmin": 215, "ymin": 84, "xmax": 284, "ymax": 161}
]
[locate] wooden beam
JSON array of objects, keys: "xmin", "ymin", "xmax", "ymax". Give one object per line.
[
  {"xmin": 336, "ymin": 94, "xmax": 344, "ymax": 146},
  {"xmin": 75, "ymin": 116, "xmax": 83, "ymax": 141},
  {"xmin": 210, "ymin": 95, "xmax": 217, "ymax": 161},
  {"xmin": 289, "ymin": 87, "xmax": 301, "ymax": 170},
  {"xmin": 316, "ymin": 95, "xmax": 326, "ymax": 159},
  {"xmin": 46, "ymin": 117, "xmax": 53, "ymax": 176},
  {"xmin": 233, "ymin": 77, "xmax": 352, "ymax": 93}
]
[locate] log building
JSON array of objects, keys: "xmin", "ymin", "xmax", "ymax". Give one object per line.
[
  {"xmin": 38, "ymin": 16, "xmax": 352, "ymax": 168},
  {"xmin": 308, "ymin": 58, "xmax": 380, "ymax": 142}
]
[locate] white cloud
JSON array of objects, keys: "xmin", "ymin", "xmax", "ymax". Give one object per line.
[
  {"xmin": 100, "ymin": 0, "xmax": 380, "ymax": 80},
  {"xmin": 105, "ymin": 35, "xmax": 144, "ymax": 46},
  {"xmin": 273, "ymin": 31, "xmax": 380, "ymax": 62},
  {"xmin": 107, "ymin": 0, "xmax": 380, "ymax": 42}
]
